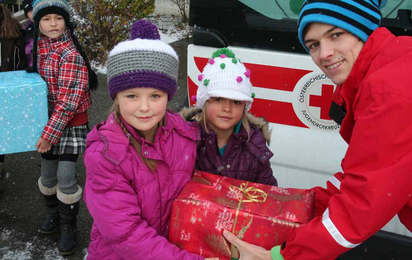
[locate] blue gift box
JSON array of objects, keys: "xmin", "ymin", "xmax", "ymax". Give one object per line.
[{"xmin": 0, "ymin": 71, "xmax": 48, "ymax": 155}]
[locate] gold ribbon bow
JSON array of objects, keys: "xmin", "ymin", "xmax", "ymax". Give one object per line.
[
  {"xmin": 228, "ymin": 182, "xmax": 268, "ymax": 259},
  {"xmin": 229, "ymin": 182, "xmax": 268, "ymax": 203}
]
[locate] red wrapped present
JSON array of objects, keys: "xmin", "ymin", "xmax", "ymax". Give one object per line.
[{"xmin": 169, "ymin": 170, "xmax": 315, "ymax": 260}]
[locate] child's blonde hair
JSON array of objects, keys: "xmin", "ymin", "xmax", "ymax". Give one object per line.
[
  {"xmin": 111, "ymin": 100, "xmax": 165, "ymax": 172},
  {"xmin": 196, "ymin": 101, "xmax": 251, "ymax": 141}
]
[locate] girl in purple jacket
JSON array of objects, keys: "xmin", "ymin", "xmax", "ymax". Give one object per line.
[
  {"xmin": 22, "ymin": 0, "xmax": 34, "ymax": 67},
  {"xmin": 84, "ymin": 20, "xmax": 217, "ymax": 260},
  {"xmin": 181, "ymin": 48, "xmax": 277, "ymax": 186}
]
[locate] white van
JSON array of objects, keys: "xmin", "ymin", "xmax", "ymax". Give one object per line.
[{"xmin": 187, "ymin": 0, "xmax": 412, "ymax": 258}]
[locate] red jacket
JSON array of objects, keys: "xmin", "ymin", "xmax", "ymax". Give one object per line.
[
  {"xmin": 281, "ymin": 27, "xmax": 412, "ymax": 260},
  {"xmin": 37, "ymin": 30, "xmax": 91, "ymax": 144}
]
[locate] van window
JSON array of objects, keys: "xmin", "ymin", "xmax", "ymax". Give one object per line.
[{"xmin": 190, "ymin": 0, "xmax": 412, "ymax": 53}]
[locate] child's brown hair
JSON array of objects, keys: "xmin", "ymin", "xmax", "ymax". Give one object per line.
[{"xmin": 0, "ymin": 5, "xmax": 22, "ymax": 39}]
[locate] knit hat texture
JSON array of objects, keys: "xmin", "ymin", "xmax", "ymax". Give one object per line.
[
  {"xmin": 33, "ymin": 0, "xmax": 70, "ymax": 25},
  {"xmin": 22, "ymin": 0, "xmax": 33, "ymax": 17},
  {"xmin": 107, "ymin": 19, "xmax": 179, "ymax": 100},
  {"xmin": 298, "ymin": 0, "xmax": 386, "ymax": 52},
  {"xmin": 194, "ymin": 48, "xmax": 254, "ymax": 111}
]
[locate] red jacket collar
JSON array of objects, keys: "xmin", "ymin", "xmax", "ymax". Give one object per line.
[
  {"xmin": 38, "ymin": 29, "xmax": 71, "ymax": 50},
  {"xmin": 334, "ymin": 27, "xmax": 396, "ymax": 112}
]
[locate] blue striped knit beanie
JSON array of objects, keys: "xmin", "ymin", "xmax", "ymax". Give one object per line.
[
  {"xmin": 32, "ymin": 0, "xmax": 70, "ymax": 26},
  {"xmin": 107, "ymin": 19, "xmax": 179, "ymax": 100},
  {"xmin": 298, "ymin": 0, "xmax": 387, "ymax": 52}
]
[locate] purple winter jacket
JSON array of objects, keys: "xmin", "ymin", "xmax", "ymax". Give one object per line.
[
  {"xmin": 22, "ymin": 21, "xmax": 34, "ymax": 67},
  {"xmin": 181, "ymin": 107, "xmax": 277, "ymax": 186},
  {"xmin": 84, "ymin": 111, "xmax": 203, "ymax": 260}
]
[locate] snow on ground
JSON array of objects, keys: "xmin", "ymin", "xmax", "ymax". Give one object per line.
[
  {"xmin": 154, "ymin": 0, "xmax": 188, "ymax": 16},
  {"xmin": 0, "ymin": 226, "xmax": 89, "ymax": 260},
  {"xmin": 0, "ymin": 228, "xmax": 67, "ymax": 260},
  {"xmin": 146, "ymin": 14, "xmax": 192, "ymax": 43}
]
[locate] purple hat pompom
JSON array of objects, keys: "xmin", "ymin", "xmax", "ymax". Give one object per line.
[{"xmin": 130, "ymin": 19, "xmax": 161, "ymax": 40}]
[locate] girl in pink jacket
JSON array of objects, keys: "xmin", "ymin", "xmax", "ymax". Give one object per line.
[{"xmin": 84, "ymin": 20, "xmax": 215, "ymax": 260}]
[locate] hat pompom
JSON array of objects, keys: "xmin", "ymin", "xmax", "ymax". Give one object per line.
[
  {"xmin": 130, "ymin": 19, "xmax": 160, "ymax": 40},
  {"xmin": 244, "ymin": 69, "xmax": 251, "ymax": 78}
]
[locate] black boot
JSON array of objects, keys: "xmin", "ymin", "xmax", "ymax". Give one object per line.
[
  {"xmin": 58, "ymin": 201, "xmax": 79, "ymax": 256},
  {"xmin": 39, "ymin": 194, "xmax": 59, "ymax": 234}
]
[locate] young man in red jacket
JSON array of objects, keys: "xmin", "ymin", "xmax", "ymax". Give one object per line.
[{"xmin": 223, "ymin": 0, "xmax": 412, "ymax": 259}]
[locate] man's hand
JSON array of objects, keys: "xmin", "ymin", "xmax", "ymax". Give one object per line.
[
  {"xmin": 223, "ymin": 230, "xmax": 273, "ymax": 260},
  {"xmin": 36, "ymin": 137, "xmax": 52, "ymax": 153}
]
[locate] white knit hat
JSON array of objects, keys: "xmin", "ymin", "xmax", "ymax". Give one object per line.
[{"xmin": 194, "ymin": 48, "xmax": 254, "ymax": 111}]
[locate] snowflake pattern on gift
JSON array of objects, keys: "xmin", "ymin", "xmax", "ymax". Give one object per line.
[
  {"xmin": 227, "ymin": 187, "xmax": 243, "ymax": 200},
  {"xmin": 180, "ymin": 230, "xmax": 191, "ymax": 241},
  {"xmin": 190, "ymin": 208, "xmax": 198, "ymax": 224},
  {"xmin": 202, "ymin": 201, "xmax": 211, "ymax": 217},
  {"xmin": 243, "ymin": 210, "xmax": 252, "ymax": 218},
  {"xmin": 212, "ymin": 178, "xmax": 223, "ymax": 191},
  {"xmin": 189, "ymin": 193, "xmax": 200, "ymax": 200},
  {"xmin": 215, "ymin": 208, "xmax": 234, "ymax": 231},
  {"xmin": 285, "ymin": 212, "xmax": 298, "ymax": 222},
  {"xmin": 0, "ymin": 71, "xmax": 48, "ymax": 155},
  {"xmin": 304, "ymin": 193, "xmax": 315, "ymax": 205},
  {"xmin": 270, "ymin": 186, "xmax": 291, "ymax": 195},
  {"xmin": 268, "ymin": 216, "xmax": 301, "ymax": 228}
]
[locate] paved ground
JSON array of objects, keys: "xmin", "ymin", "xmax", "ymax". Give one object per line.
[{"xmin": 0, "ymin": 38, "xmax": 192, "ymax": 260}]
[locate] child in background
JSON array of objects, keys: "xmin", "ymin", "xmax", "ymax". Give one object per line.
[
  {"xmin": 0, "ymin": 1, "xmax": 28, "ymax": 176},
  {"xmin": 30, "ymin": 0, "xmax": 98, "ymax": 255},
  {"xmin": 0, "ymin": 2, "xmax": 28, "ymax": 72},
  {"xmin": 84, "ymin": 19, "xmax": 216, "ymax": 260},
  {"xmin": 22, "ymin": 0, "xmax": 34, "ymax": 67},
  {"xmin": 181, "ymin": 48, "xmax": 277, "ymax": 186}
]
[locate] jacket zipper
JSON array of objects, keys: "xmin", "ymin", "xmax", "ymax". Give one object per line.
[{"xmin": 157, "ymin": 171, "xmax": 162, "ymax": 234}]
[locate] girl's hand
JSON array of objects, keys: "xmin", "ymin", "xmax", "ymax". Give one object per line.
[
  {"xmin": 205, "ymin": 258, "xmax": 219, "ymax": 260},
  {"xmin": 223, "ymin": 230, "xmax": 272, "ymax": 260},
  {"xmin": 36, "ymin": 138, "xmax": 52, "ymax": 153}
]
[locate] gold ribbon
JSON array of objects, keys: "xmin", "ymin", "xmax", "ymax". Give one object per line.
[
  {"xmin": 229, "ymin": 182, "xmax": 268, "ymax": 259},
  {"xmin": 229, "ymin": 182, "xmax": 268, "ymax": 204}
]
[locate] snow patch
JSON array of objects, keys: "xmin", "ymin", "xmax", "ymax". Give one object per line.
[
  {"xmin": 94, "ymin": 14, "xmax": 192, "ymax": 74},
  {"xmin": 0, "ymin": 228, "xmax": 81, "ymax": 260},
  {"xmin": 154, "ymin": 0, "xmax": 188, "ymax": 16}
]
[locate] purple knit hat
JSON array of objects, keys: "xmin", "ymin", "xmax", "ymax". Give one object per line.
[{"xmin": 107, "ymin": 19, "xmax": 179, "ymax": 100}]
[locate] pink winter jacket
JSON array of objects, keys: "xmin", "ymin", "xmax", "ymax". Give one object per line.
[{"xmin": 84, "ymin": 111, "xmax": 203, "ymax": 260}]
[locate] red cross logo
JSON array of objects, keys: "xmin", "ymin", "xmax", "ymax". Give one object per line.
[{"xmin": 309, "ymin": 84, "xmax": 334, "ymax": 120}]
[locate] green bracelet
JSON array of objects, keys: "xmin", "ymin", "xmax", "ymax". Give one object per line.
[{"xmin": 271, "ymin": 246, "xmax": 285, "ymax": 260}]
